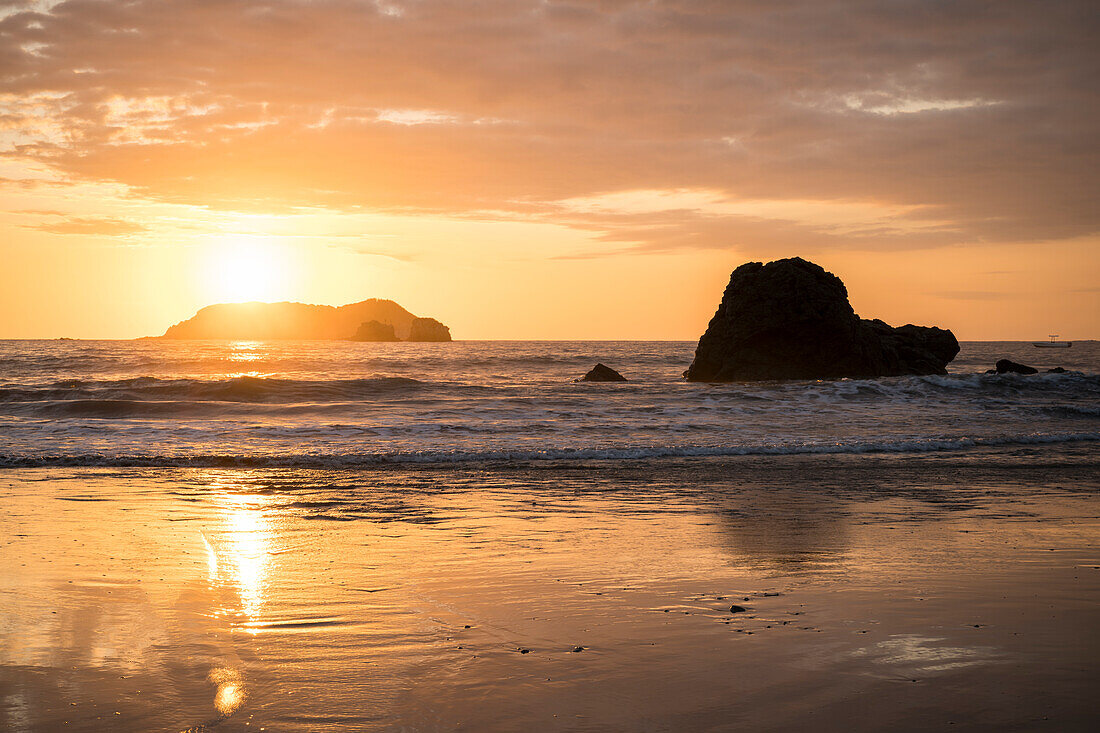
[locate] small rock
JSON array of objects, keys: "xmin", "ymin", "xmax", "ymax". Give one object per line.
[
  {"xmin": 519, "ymin": 648, "xmax": 531, "ymax": 654},
  {"xmin": 995, "ymin": 359, "xmax": 1038, "ymax": 375},
  {"xmin": 570, "ymin": 646, "xmax": 584, "ymax": 653},
  {"xmin": 729, "ymin": 605, "xmax": 748, "ymax": 613},
  {"xmin": 1047, "ymin": 366, "xmax": 1066, "ymax": 373},
  {"xmin": 581, "ymin": 363, "xmax": 627, "ymax": 382}
]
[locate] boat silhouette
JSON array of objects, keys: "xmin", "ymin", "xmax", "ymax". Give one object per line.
[{"xmin": 1033, "ymin": 334, "xmax": 1072, "ymax": 348}]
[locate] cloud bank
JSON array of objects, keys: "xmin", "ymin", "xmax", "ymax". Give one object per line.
[{"xmin": 2, "ymin": 0, "xmax": 1097, "ymax": 253}]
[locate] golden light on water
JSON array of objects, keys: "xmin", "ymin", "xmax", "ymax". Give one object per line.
[
  {"xmin": 224, "ymin": 493, "xmax": 272, "ymax": 620},
  {"xmin": 204, "ymin": 485, "xmax": 274, "ymax": 625},
  {"xmin": 208, "ymin": 667, "xmax": 245, "ymax": 717}
]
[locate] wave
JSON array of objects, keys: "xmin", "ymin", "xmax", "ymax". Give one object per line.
[
  {"xmin": 2, "ymin": 432, "xmax": 1096, "ymax": 468},
  {"xmin": 0, "ymin": 375, "xmax": 460, "ymax": 405},
  {"xmin": 1, "ymin": 370, "xmax": 1096, "ymax": 404}
]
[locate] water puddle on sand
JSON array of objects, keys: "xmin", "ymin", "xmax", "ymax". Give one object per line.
[{"xmin": 1, "ymin": 459, "xmax": 1098, "ymax": 731}]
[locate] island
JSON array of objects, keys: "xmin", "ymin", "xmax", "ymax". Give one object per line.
[{"xmin": 159, "ymin": 299, "xmax": 452, "ymax": 342}]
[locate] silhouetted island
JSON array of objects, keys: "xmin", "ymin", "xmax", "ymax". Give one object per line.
[
  {"xmin": 685, "ymin": 257, "xmax": 958, "ymax": 381},
  {"xmin": 160, "ymin": 299, "xmax": 452, "ymax": 342}
]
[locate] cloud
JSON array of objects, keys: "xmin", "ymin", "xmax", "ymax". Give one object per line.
[
  {"xmin": 22, "ymin": 213, "xmax": 147, "ymax": 235},
  {"xmin": 1, "ymin": 0, "xmax": 1097, "ymax": 253}
]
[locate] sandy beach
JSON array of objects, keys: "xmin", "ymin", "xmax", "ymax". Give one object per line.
[{"xmin": 2, "ymin": 449, "xmax": 1097, "ymax": 731}]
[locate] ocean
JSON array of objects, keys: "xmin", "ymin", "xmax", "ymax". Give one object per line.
[{"xmin": 0, "ymin": 340, "xmax": 1097, "ymax": 466}]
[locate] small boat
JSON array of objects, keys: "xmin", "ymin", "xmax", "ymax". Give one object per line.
[{"xmin": 1033, "ymin": 334, "xmax": 1072, "ymax": 348}]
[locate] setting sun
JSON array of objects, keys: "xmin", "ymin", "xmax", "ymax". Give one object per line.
[{"xmin": 202, "ymin": 236, "xmax": 293, "ymax": 304}]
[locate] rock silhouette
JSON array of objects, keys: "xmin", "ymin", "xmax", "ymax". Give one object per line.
[
  {"xmin": 160, "ymin": 299, "xmax": 451, "ymax": 341},
  {"xmin": 350, "ymin": 320, "xmax": 399, "ymax": 342},
  {"xmin": 581, "ymin": 363, "xmax": 627, "ymax": 382},
  {"xmin": 406, "ymin": 317, "xmax": 452, "ymax": 342},
  {"xmin": 996, "ymin": 359, "xmax": 1039, "ymax": 375},
  {"xmin": 685, "ymin": 258, "xmax": 959, "ymax": 381}
]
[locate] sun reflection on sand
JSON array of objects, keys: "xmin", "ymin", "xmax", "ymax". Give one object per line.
[
  {"xmin": 203, "ymin": 483, "xmax": 274, "ymax": 625},
  {"xmin": 209, "ymin": 666, "xmax": 246, "ymax": 716},
  {"xmin": 197, "ymin": 483, "xmax": 275, "ymax": 722}
]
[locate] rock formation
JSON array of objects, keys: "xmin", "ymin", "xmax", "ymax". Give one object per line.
[
  {"xmin": 406, "ymin": 317, "xmax": 452, "ymax": 342},
  {"xmin": 160, "ymin": 299, "xmax": 451, "ymax": 341},
  {"xmin": 581, "ymin": 363, "xmax": 627, "ymax": 382},
  {"xmin": 995, "ymin": 359, "xmax": 1038, "ymax": 375},
  {"xmin": 350, "ymin": 320, "xmax": 399, "ymax": 342},
  {"xmin": 685, "ymin": 257, "xmax": 959, "ymax": 381}
]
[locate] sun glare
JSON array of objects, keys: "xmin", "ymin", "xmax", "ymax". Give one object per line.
[{"xmin": 202, "ymin": 236, "xmax": 292, "ymax": 304}]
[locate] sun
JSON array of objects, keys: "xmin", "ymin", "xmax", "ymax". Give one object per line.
[{"xmin": 201, "ymin": 235, "xmax": 292, "ymax": 303}]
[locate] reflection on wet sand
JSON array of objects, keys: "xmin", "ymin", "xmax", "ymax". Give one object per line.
[
  {"xmin": 205, "ymin": 488, "xmax": 273, "ymax": 622},
  {"xmin": 711, "ymin": 486, "xmax": 850, "ymax": 573},
  {"xmin": 194, "ymin": 480, "xmax": 279, "ymax": 722},
  {"xmin": 209, "ymin": 666, "xmax": 245, "ymax": 717},
  {"xmin": 1, "ymin": 458, "xmax": 1098, "ymax": 731}
]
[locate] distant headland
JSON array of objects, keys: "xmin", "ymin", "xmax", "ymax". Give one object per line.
[{"xmin": 158, "ymin": 299, "xmax": 452, "ymax": 342}]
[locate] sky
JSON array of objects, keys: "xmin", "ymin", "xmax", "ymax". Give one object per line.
[{"xmin": 0, "ymin": 0, "xmax": 1097, "ymax": 340}]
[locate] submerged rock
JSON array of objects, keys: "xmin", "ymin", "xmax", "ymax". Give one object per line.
[
  {"xmin": 407, "ymin": 317, "xmax": 452, "ymax": 342},
  {"xmin": 349, "ymin": 320, "xmax": 399, "ymax": 342},
  {"xmin": 581, "ymin": 363, "xmax": 627, "ymax": 382},
  {"xmin": 684, "ymin": 258, "xmax": 959, "ymax": 381},
  {"xmin": 996, "ymin": 359, "xmax": 1039, "ymax": 375}
]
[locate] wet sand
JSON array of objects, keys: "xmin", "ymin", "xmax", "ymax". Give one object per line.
[{"xmin": 1, "ymin": 450, "xmax": 1098, "ymax": 731}]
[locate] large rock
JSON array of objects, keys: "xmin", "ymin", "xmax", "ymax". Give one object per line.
[
  {"xmin": 685, "ymin": 258, "xmax": 959, "ymax": 381},
  {"xmin": 407, "ymin": 317, "xmax": 452, "ymax": 342},
  {"xmin": 350, "ymin": 320, "xmax": 399, "ymax": 342}
]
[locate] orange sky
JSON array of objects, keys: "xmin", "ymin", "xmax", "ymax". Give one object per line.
[{"xmin": 1, "ymin": 0, "xmax": 1097, "ymax": 340}]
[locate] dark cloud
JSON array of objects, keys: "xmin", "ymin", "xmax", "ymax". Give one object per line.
[{"xmin": 1, "ymin": 0, "xmax": 1097, "ymax": 252}]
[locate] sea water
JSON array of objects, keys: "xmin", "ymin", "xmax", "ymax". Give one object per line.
[{"xmin": 0, "ymin": 340, "xmax": 1096, "ymax": 466}]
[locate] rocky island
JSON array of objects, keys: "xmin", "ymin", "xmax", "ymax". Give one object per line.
[
  {"xmin": 159, "ymin": 299, "xmax": 452, "ymax": 342},
  {"xmin": 685, "ymin": 257, "xmax": 958, "ymax": 381}
]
